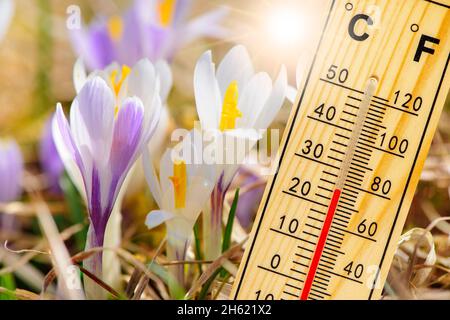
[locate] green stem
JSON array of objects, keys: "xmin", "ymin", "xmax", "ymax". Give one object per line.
[
  {"xmin": 193, "ymin": 220, "xmax": 203, "ymax": 275},
  {"xmin": 60, "ymin": 173, "xmax": 87, "ymax": 251},
  {"xmin": 222, "ymin": 189, "xmax": 239, "ymax": 253},
  {"xmin": 198, "ymin": 269, "xmax": 223, "ymax": 300},
  {"xmin": 220, "ymin": 189, "xmax": 239, "ymax": 278},
  {"xmin": 0, "ymin": 273, "xmax": 16, "ymax": 300}
]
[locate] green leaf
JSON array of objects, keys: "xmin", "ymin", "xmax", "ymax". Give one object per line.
[
  {"xmin": 198, "ymin": 268, "xmax": 222, "ymax": 300},
  {"xmin": 60, "ymin": 173, "xmax": 87, "ymax": 250},
  {"xmin": 147, "ymin": 262, "xmax": 186, "ymax": 300},
  {"xmin": 0, "ymin": 273, "xmax": 16, "ymax": 300},
  {"xmin": 193, "ymin": 220, "xmax": 203, "ymax": 275},
  {"xmin": 222, "ymin": 189, "xmax": 239, "ymax": 253},
  {"xmin": 219, "ymin": 188, "xmax": 239, "ymax": 278}
]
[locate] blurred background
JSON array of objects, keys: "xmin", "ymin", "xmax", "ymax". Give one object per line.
[
  {"xmin": 0, "ymin": 0, "xmax": 323, "ymax": 143},
  {"xmin": 0, "ymin": 0, "xmax": 322, "ymax": 249}
]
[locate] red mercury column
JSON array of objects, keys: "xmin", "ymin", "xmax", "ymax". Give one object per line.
[{"xmin": 300, "ymin": 189, "xmax": 341, "ymax": 300}]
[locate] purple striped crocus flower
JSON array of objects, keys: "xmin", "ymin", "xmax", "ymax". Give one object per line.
[
  {"xmin": 0, "ymin": 139, "xmax": 23, "ymax": 231},
  {"xmin": 233, "ymin": 168, "xmax": 265, "ymax": 229},
  {"xmin": 52, "ymin": 59, "xmax": 162, "ymax": 295},
  {"xmin": 40, "ymin": 118, "xmax": 64, "ymax": 194},
  {"xmin": 0, "ymin": 139, "xmax": 22, "ymax": 203},
  {"xmin": 71, "ymin": 0, "xmax": 228, "ymax": 70}
]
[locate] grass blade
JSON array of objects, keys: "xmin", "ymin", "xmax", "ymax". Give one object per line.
[
  {"xmin": 0, "ymin": 273, "xmax": 16, "ymax": 300},
  {"xmin": 222, "ymin": 188, "xmax": 239, "ymax": 253},
  {"xmin": 60, "ymin": 173, "xmax": 87, "ymax": 251},
  {"xmin": 193, "ymin": 220, "xmax": 203, "ymax": 275}
]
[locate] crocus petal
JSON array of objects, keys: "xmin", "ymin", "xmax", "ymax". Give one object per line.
[
  {"xmin": 142, "ymin": 149, "xmax": 163, "ymax": 208},
  {"xmin": 40, "ymin": 118, "xmax": 64, "ymax": 193},
  {"xmin": 132, "ymin": 0, "xmax": 158, "ymax": 24},
  {"xmin": 221, "ymin": 159, "xmax": 242, "ymax": 190},
  {"xmin": 165, "ymin": 217, "xmax": 193, "ymax": 251},
  {"xmin": 68, "ymin": 98, "xmax": 94, "ymax": 197},
  {"xmin": 73, "ymin": 58, "xmax": 88, "ymax": 93},
  {"xmin": 254, "ymin": 65, "xmax": 287, "ymax": 130},
  {"xmin": 117, "ymin": 3, "xmax": 151, "ymax": 66},
  {"xmin": 83, "ymin": 224, "xmax": 105, "ymax": 299},
  {"xmin": 235, "ymin": 184, "xmax": 264, "ymax": 229},
  {"xmin": 208, "ymin": 130, "xmax": 259, "ymax": 190},
  {"xmin": 52, "ymin": 103, "xmax": 86, "ymax": 195},
  {"xmin": 183, "ymin": 169, "xmax": 217, "ymax": 223},
  {"xmin": 147, "ymin": 105, "xmax": 169, "ymax": 153},
  {"xmin": 237, "ymin": 72, "xmax": 272, "ymax": 128},
  {"xmin": 126, "ymin": 59, "xmax": 158, "ymax": 111},
  {"xmin": 194, "ymin": 51, "xmax": 221, "ymax": 129},
  {"xmin": 122, "ymin": 59, "xmax": 162, "ymax": 148},
  {"xmin": 216, "ymin": 45, "xmax": 254, "ymax": 97},
  {"xmin": 175, "ymin": 129, "xmax": 217, "ymax": 220},
  {"xmin": 102, "ymin": 199, "xmax": 122, "ymax": 292},
  {"xmin": 145, "ymin": 210, "xmax": 175, "ymax": 229},
  {"xmin": 78, "ymin": 22, "xmax": 117, "ymax": 70},
  {"xmin": 0, "ymin": 0, "xmax": 13, "ymax": 42},
  {"xmin": 287, "ymin": 60, "xmax": 304, "ymax": 103},
  {"xmin": 172, "ymin": 0, "xmax": 192, "ymax": 26},
  {"xmin": 93, "ymin": 98, "xmax": 145, "ymax": 228},
  {"xmin": 171, "ymin": 129, "xmax": 218, "ymax": 223},
  {"xmin": 146, "ymin": 25, "xmax": 170, "ymax": 61},
  {"xmin": 142, "ymin": 89, "xmax": 163, "ymax": 144},
  {"xmin": 0, "ymin": 139, "xmax": 22, "ymax": 202},
  {"xmin": 181, "ymin": 7, "xmax": 229, "ymax": 45},
  {"xmin": 110, "ymin": 97, "xmax": 144, "ymax": 177},
  {"xmin": 102, "ymin": 62, "xmax": 121, "ymax": 81},
  {"xmin": 155, "ymin": 60, "xmax": 173, "ymax": 103},
  {"xmin": 159, "ymin": 149, "xmax": 175, "ymax": 211},
  {"xmin": 286, "ymin": 86, "xmax": 298, "ymax": 104},
  {"xmin": 70, "ymin": 77, "xmax": 115, "ymax": 167}
]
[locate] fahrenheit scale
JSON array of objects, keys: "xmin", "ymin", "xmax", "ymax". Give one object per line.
[{"xmin": 231, "ymin": 0, "xmax": 450, "ymax": 300}]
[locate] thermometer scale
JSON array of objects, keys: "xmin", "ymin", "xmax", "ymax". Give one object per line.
[{"xmin": 231, "ymin": 0, "xmax": 450, "ymax": 300}]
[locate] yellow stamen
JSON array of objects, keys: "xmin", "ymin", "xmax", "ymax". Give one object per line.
[
  {"xmin": 110, "ymin": 65, "xmax": 131, "ymax": 97},
  {"xmin": 107, "ymin": 16, "xmax": 124, "ymax": 41},
  {"xmin": 219, "ymin": 81, "xmax": 242, "ymax": 131},
  {"xmin": 158, "ymin": 0, "xmax": 176, "ymax": 27},
  {"xmin": 169, "ymin": 160, "xmax": 187, "ymax": 209},
  {"xmin": 110, "ymin": 65, "xmax": 131, "ymax": 116}
]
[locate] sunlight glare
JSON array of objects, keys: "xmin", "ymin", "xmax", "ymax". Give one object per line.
[{"xmin": 267, "ymin": 8, "xmax": 306, "ymax": 46}]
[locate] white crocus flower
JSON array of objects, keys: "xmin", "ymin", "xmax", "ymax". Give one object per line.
[
  {"xmin": 193, "ymin": 45, "xmax": 287, "ymax": 259},
  {"xmin": 143, "ymin": 129, "xmax": 216, "ymax": 296},
  {"xmin": 286, "ymin": 57, "xmax": 306, "ymax": 103},
  {"xmin": 0, "ymin": 0, "xmax": 14, "ymax": 42}
]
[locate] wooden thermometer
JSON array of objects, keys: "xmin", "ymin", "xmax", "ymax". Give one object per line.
[{"xmin": 231, "ymin": 0, "xmax": 450, "ymax": 300}]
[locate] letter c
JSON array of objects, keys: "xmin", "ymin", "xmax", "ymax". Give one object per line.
[{"xmin": 348, "ymin": 14, "xmax": 374, "ymax": 42}]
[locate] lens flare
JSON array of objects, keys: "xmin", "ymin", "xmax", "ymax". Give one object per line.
[{"xmin": 267, "ymin": 9, "xmax": 306, "ymax": 46}]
